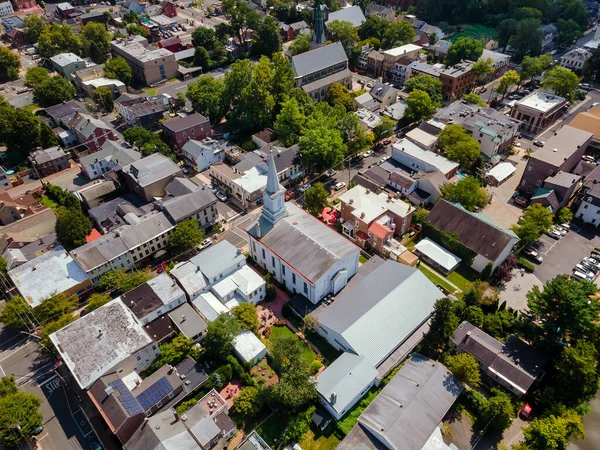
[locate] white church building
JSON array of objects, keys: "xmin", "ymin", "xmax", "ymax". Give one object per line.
[{"xmin": 246, "ymin": 152, "xmax": 360, "ymax": 304}]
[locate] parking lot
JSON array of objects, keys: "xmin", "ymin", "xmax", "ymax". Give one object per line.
[{"xmin": 532, "ymin": 223, "xmax": 600, "ymax": 284}]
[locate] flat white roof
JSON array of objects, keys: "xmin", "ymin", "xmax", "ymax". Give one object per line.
[
  {"xmin": 170, "ymin": 261, "xmax": 207, "ymax": 297},
  {"xmin": 487, "ymin": 162, "xmax": 516, "ymax": 183},
  {"xmin": 235, "ymin": 166, "xmax": 267, "ymax": 193},
  {"xmin": 384, "ymin": 44, "xmax": 422, "ymax": 57},
  {"xmin": 83, "ymin": 77, "xmax": 126, "ymax": 89},
  {"xmin": 392, "ymin": 139, "xmax": 459, "ymax": 174},
  {"xmin": 414, "ymin": 238, "xmax": 461, "ymax": 272},
  {"xmin": 338, "ymin": 185, "xmax": 413, "ymax": 224},
  {"xmin": 212, "ymin": 265, "xmax": 265, "ymax": 298},
  {"xmin": 147, "ymin": 273, "xmax": 185, "ymax": 306},
  {"xmin": 8, "ymin": 246, "xmax": 89, "ymax": 308},
  {"xmin": 192, "ymin": 292, "xmax": 229, "ymax": 322},
  {"xmin": 232, "ymin": 330, "xmax": 266, "ymax": 364},
  {"xmin": 516, "ymin": 90, "xmax": 566, "ymax": 113},
  {"xmin": 406, "ymin": 128, "xmax": 438, "ymax": 148}
]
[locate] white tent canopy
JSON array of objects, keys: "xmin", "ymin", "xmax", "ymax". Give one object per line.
[{"xmin": 487, "ymin": 162, "xmax": 516, "ymax": 185}]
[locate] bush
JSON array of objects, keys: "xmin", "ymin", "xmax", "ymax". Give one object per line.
[
  {"xmin": 215, "ymin": 364, "xmax": 233, "ymax": 383},
  {"xmin": 518, "ymin": 257, "xmax": 535, "ymax": 272},
  {"xmin": 490, "ymin": 255, "xmax": 518, "ymax": 286},
  {"xmin": 309, "ymin": 359, "xmax": 323, "ymax": 375},
  {"xmin": 240, "ymin": 372, "xmax": 256, "ymax": 387},
  {"xmin": 462, "ymin": 388, "xmax": 487, "ymax": 414},
  {"xmin": 480, "ymin": 262, "xmax": 493, "ymax": 281},
  {"xmin": 226, "ymin": 355, "xmax": 245, "ymax": 377},
  {"xmin": 265, "ymin": 283, "xmax": 276, "ymax": 300}
]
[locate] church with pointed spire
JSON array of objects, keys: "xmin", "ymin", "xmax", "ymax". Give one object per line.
[{"xmin": 246, "ymin": 152, "xmax": 360, "ymax": 305}]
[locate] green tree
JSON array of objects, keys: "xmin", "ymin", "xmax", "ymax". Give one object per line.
[
  {"xmin": 194, "ymin": 46, "xmax": 211, "ymax": 69},
  {"xmin": 373, "ymin": 115, "xmax": 396, "ymax": 141},
  {"xmin": 85, "ymin": 293, "xmax": 111, "ymax": 313},
  {"xmin": 496, "ymin": 69, "xmax": 521, "ymax": 100},
  {"xmin": 523, "ymin": 411, "xmax": 585, "ymax": 450},
  {"xmin": 123, "ymin": 127, "xmax": 174, "ymax": 158},
  {"xmin": 511, "ymin": 203, "xmax": 554, "ymax": 245},
  {"xmin": 552, "ymin": 341, "xmax": 599, "ymax": 405},
  {"xmin": 299, "ymin": 126, "xmax": 346, "ymax": 172},
  {"xmin": 438, "ymin": 124, "xmax": 481, "ymax": 168},
  {"xmin": 303, "ymin": 182, "xmax": 329, "ymax": 216},
  {"xmin": 447, "ymin": 36, "xmax": 484, "ymax": 66},
  {"xmin": 152, "ymin": 334, "xmax": 198, "ymax": 369},
  {"xmin": 25, "ymin": 67, "xmax": 49, "ymax": 89},
  {"xmin": 471, "ymin": 57, "xmax": 494, "ymax": 78},
  {"xmin": 94, "ymin": 86, "xmax": 114, "ymax": 112},
  {"xmin": 104, "ymin": 57, "xmax": 132, "ymax": 85},
  {"xmin": 22, "ymin": 15, "xmax": 45, "ymax": 44},
  {"xmin": 55, "ymin": 207, "xmax": 92, "ymax": 249},
  {"xmin": 441, "ymin": 176, "xmax": 489, "ymax": 211},
  {"xmin": 97, "ymin": 269, "xmax": 152, "ymax": 293},
  {"xmin": 37, "ymin": 293, "xmax": 78, "ymax": 324},
  {"xmin": 290, "ymin": 33, "xmax": 312, "ymax": 55},
  {"xmin": 0, "ymin": 47, "xmax": 20, "ymax": 82},
  {"xmin": 542, "ymin": 66, "xmax": 579, "ymax": 101},
  {"xmin": 327, "ymin": 20, "xmax": 358, "ymax": 57},
  {"xmin": 274, "ymin": 97, "xmax": 306, "ymax": 146},
  {"xmin": 405, "ymin": 89, "xmax": 435, "ymax": 122},
  {"xmin": 33, "ymin": 75, "xmax": 76, "ymax": 107},
  {"xmin": 254, "ymin": 16, "xmax": 282, "ymax": 57},
  {"xmin": 37, "ymin": 23, "xmax": 81, "ymax": 58},
  {"xmin": 203, "ymin": 315, "xmax": 240, "ymax": 360},
  {"xmin": 123, "ymin": 11, "xmax": 139, "ymax": 23},
  {"xmin": 192, "ymin": 27, "xmax": 215, "ymax": 50},
  {"xmin": 556, "ymin": 18, "xmax": 582, "ymax": 47},
  {"xmin": 168, "ymin": 219, "xmax": 205, "ymax": 254},
  {"xmin": 527, "ymin": 274, "xmax": 599, "ymax": 348},
  {"xmin": 0, "ymin": 296, "xmax": 35, "ymax": 329},
  {"xmin": 359, "ymin": 15, "xmax": 388, "ymax": 41},
  {"xmin": 557, "ymin": 0, "xmax": 588, "ymax": 29},
  {"xmin": 327, "ymin": 82, "xmax": 355, "ymax": 112},
  {"xmin": 232, "ymin": 387, "xmax": 260, "ymax": 418},
  {"xmin": 481, "ymin": 388, "xmax": 515, "ymax": 432},
  {"xmin": 381, "ymin": 20, "xmax": 415, "ymax": 49},
  {"xmin": 463, "ymin": 304, "xmax": 485, "ymax": 326},
  {"xmin": 186, "ymin": 76, "xmax": 225, "ymax": 126},
  {"xmin": 223, "ymin": 58, "xmax": 254, "ymax": 114},
  {"xmin": 270, "ymin": 52, "xmax": 295, "ymax": 107},
  {"xmin": 420, "ymin": 298, "xmax": 459, "ymax": 356},
  {"xmin": 444, "ymin": 353, "xmax": 481, "ymax": 386},
  {"xmin": 80, "ymin": 22, "xmax": 111, "ymax": 63},
  {"xmin": 508, "ymin": 18, "xmax": 543, "ymax": 60},
  {"xmin": 405, "ymin": 74, "xmax": 443, "ymax": 107},
  {"xmin": 463, "ymin": 92, "xmax": 487, "ymax": 107},
  {"xmin": 497, "ymin": 18, "xmax": 518, "ymax": 50},
  {"xmin": 0, "ymin": 377, "xmax": 43, "ymax": 447},
  {"xmin": 520, "ymin": 55, "xmax": 551, "ymax": 81},
  {"xmin": 231, "ymin": 303, "xmax": 259, "ymax": 333},
  {"xmin": 222, "ymin": 0, "xmax": 257, "ymax": 54},
  {"xmin": 126, "ymin": 23, "xmax": 147, "ymax": 37},
  {"xmin": 555, "ymin": 207, "xmax": 573, "ymax": 224}
]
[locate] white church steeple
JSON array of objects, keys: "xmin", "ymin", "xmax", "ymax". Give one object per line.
[{"xmin": 261, "ymin": 151, "xmax": 287, "ymax": 224}]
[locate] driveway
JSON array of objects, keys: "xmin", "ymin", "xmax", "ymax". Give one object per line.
[
  {"xmin": 533, "ymin": 223, "xmax": 600, "ymax": 284},
  {"xmin": 221, "ymin": 212, "xmax": 257, "ymax": 250},
  {"xmin": 498, "ymin": 269, "xmax": 542, "ymax": 312},
  {"xmin": 484, "ymin": 152, "xmax": 528, "ymax": 230}
]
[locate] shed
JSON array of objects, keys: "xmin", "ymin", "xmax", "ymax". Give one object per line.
[
  {"xmin": 231, "ymin": 330, "xmax": 267, "ymax": 365},
  {"xmin": 487, "ymin": 162, "xmax": 517, "ymax": 186},
  {"xmin": 414, "ymin": 238, "xmax": 461, "ymax": 275}
]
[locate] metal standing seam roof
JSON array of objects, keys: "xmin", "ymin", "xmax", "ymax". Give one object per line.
[
  {"xmin": 414, "ymin": 238, "xmax": 461, "ymax": 272},
  {"xmin": 357, "ymin": 354, "xmax": 463, "ymax": 450},
  {"xmin": 161, "ymin": 187, "xmax": 217, "ymax": 222},
  {"xmin": 189, "ymin": 240, "xmax": 245, "ymax": 282},
  {"xmin": 316, "ymin": 260, "xmax": 444, "ymax": 368},
  {"xmin": 170, "ymin": 260, "xmax": 207, "ymax": 298},
  {"xmin": 192, "ymin": 291, "xmax": 229, "ymax": 322},
  {"xmin": 316, "ymin": 352, "xmax": 378, "ymax": 416},
  {"xmin": 248, "ymin": 202, "xmax": 360, "ymax": 283},
  {"xmin": 291, "ymin": 41, "xmax": 348, "ymax": 79},
  {"xmin": 325, "ymin": 5, "xmax": 366, "ymax": 27},
  {"xmin": 80, "ymin": 141, "xmax": 141, "ymax": 167}
]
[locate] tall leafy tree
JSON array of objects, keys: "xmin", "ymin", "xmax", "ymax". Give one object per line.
[
  {"xmin": 25, "ymin": 67, "xmax": 49, "ymax": 89},
  {"xmin": 203, "ymin": 315, "xmax": 241, "ymax": 360},
  {"xmin": 303, "ymin": 183, "xmax": 329, "ymax": 216},
  {"xmin": 420, "ymin": 298, "xmax": 459, "ymax": 356},
  {"xmin": 94, "ymin": 86, "xmax": 114, "ymax": 112},
  {"xmin": 186, "ymin": 76, "xmax": 225, "ymax": 125},
  {"xmin": 438, "ymin": 124, "xmax": 481, "ymax": 169},
  {"xmin": 373, "ymin": 115, "xmax": 396, "ymax": 141},
  {"xmin": 274, "ymin": 98, "xmax": 306, "ymax": 146},
  {"xmin": 222, "ymin": 0, "xmax": 259, "ymax": 55},
  {"xmin": 22, "ymin": 15, "xmax": 45, "ymax": 44},
  {"xmin": 80, "ymin": 22, "xmax": 111, "ymax": 63},
  {"xmin": 290, "ymin": 33, "xmax": 312, "ymax": 55},
  {"xmin": 523, "ymin": 411, "xmax": 585, "ymax": 450},
  {"xmin": 192, "ymin": 27, "xmax": 215, "ymax": 50},
  {"xmin": 0, "ymin": 296, "xmax": 36, "ymax": 329},
  {"xmin": 447, "ymin": 36, "xmax": 484, "ymax": 65},
  {"xmin": 97, "ymin": 269, "xmax": 152, "ymax": 293},
  {"xmin": 480, "ymin": 389, "xmax": 515, "ymax": 432},
  {"xmin": 496, "ymin": 69, "xmax": 520, "ymax": 100},
  {"xmin": 168, "ymin": 219, "xmax": 205, "ymax": 254},
  {"xmin": 37, "ymin": 293, "xmax": 77, "ymax": 323},
  {"xmin": 496, "ymin": 18, "xmax": 518, "ymax": 50},
  {"xmin": 270, "ymin": 52, "xmax": 295, "ymax": 107},
  {"xmin": 327, "ymin": 20, "xmax": 358, "ymax": 57},
  {"xmin": 441, "ymin": 176, "xmax": 489, "ymax": 211},
  {"xmin": 359, "ymin": 15, "xmax": 388, "ymax": 41},
  {"xmin": 254, "ymin": 16, "xmax": 282, "ymax": 57},
  {"xmin": 85, "ymin": 293, "xmax": 112, "ymax": 313},
  {"xmin": 555, "ymin": 18, "xmax": 582, "ymax": 47},
  {"xmin": 231, "ymin": 303, "xmax": 259, "ymax": 332},
  {"xmin": 223, "ymin": 59, "xmax": 254, "ymax": 117},
  {"xmin": 471, "ymin": 57, "xmax": 494, "ymax": 78},
  {"xmin": 33, "ymin": 75, "xmax": 76, "ymax": 107},
  {"xmin": 55, "ymin": 207, "xmax": 92, "ymax": 250},
  {"xmin": 405, "ymin": 89, "xmax": 435, "ymax": 122},
  {"xmin": 381, "ymin": 20, "xmax": 415, "ymax": 49},
  {"xmin": 104, "ymin": 57, "xmax": 132, "ymax": 85},
  {"xmin": 520, "ymin": 54, "xmax": 552, "ymax": 81},
  {"xmin": 551, "ymin": 341, "xmax": 599, "ymax": 404},
  {"xmin": 541, "ymin": 66, "xmax": 579, "ymax": 101},
  {"xmin": 404, "ymin": 75, "xmax": 443, "ymax": 106},
  {"xmin": 510, "ymin": 203, "xmax": 554, "ymax": 245},
  {"xmin": 327, "ymin": 82, "xmax": 355, "ymax": 111},
  {"xmin": 37, "ymin": 23, "xmax": 81, "ymax": 58},
  {"xmin": 0, "ymin": 377, "xmax": 43, "ymax": 447},
  {"xmin": 0, "ymin": 47, "xmax": 21, "ymax": 82},
  {"xmin": 444, "ymin": 353, "xmax": 481, "ymax": 386},
  {"xmin": 527, "ymin": 274, "xmax": 600, "ymax": 348},
  {"xmin": 194, "ymin": 46, "xmax": 211, "ymax": 69},
  {"xmin": 299, "ymin": 125, "xmax": 346, "ymax": 172},
  {"xmin": 508, "ymin": 18, "xmax": 543, "ymax": 60}
]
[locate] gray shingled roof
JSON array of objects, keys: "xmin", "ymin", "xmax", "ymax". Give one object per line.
[
  {"xmin": 161, "ymin": 186, "xmax": 217, "ymax": 222},
  {"xmin": 161, "ymin": 113, "xmax": 209, "ymax": 133},
  {"xmin": 291, "ymin": 41, "xmax": 348, "ymax": 78},
  {"xmin": 316, "ymin": 260, "xmax": 443, "ymax": 367},
  {"xmin": 80, "ymin": 141, "xmax": 141, "ymax": 167}
]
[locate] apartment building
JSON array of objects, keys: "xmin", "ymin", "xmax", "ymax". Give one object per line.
[{"xmin": 408, "ymin": 60, "xmax": 477, "ymax": 101}]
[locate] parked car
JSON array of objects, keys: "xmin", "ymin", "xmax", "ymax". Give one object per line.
[
  {"xmin": 533, "ymin": 139, "xmax": 545, "ymax": 147},
  {"xmin": 299, "ymin": 183, "xmax": 312, "ymax": 192},
  {"xmin": 326, "ymin": 169, "xmax": 336, "ymax": 177},
  {"xmin": 553, "ymin": 226, "xmax": 567, "ymax": 237},
  {"xmin": 579, "ymin": 83, "xmax": 593, "ymax": 91},
  {"xmin": 514, "ymin": 196, "xmax": 528, "ymax": 207},
  {"xmin": 574, "ymin": 264, "xmax": 594, "ymax": 279},
  {"xmin": 362, "ymin": 150, "xmax": 374, "ymax": 158},
  {"xmin": 582, "ymin": 256, "xmax": 600, "ymax": 269},
  {"xmin": 479, "ymin": 87, "xmax": 487, "ymax": 93},
  {"xmin": 380, "ymin": 156, "xmax": 390, "ymax": 164},
  {"xmin": 522, "ymin": 248, "xmax": 543, "ymax": 264},
  {"xmin": 547, "ymin": 229, "xmax": 562, "ymax": 239},
  {"xmin": 197, "ymin": 238, "xmax": 212, "ymax": 251},
  {"xmin": 333, "ymin": 181, "xmax": 346, "ymax": 191},
  {"xmin": 285, "ymin": 189, "xmax": 297, "ymax": 201},
  {"xmin": 572, "ymin": 270, "xmax": 589, "ymax": 281},
  {"xmin": 580, "ymin": 260, "xmax": 599, "ymax": 274},
  {"xmin": 215, "ymin": 191, "xmax": 228, "ymax": 202},
  {"xmin": 559, "ymin": 222, "xmax": 571, "ymax": 231},
  {"xmin": 207, "ymin": 184, "xmax": 217, "ymax": 193},
  {"xmin": 520, "ymin": 404, "xmax": 532, "ymax": 419}
]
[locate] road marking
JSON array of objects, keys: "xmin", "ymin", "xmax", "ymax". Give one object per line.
[
  {"xmin": 0, "ymin": 340, "xmax": 34, "ymax": 362},
  {"xmin": 0, "ymin": 365, "xmax": 4, "ymax": 377},
  {"xmin": 15, "ymin": 362, "xmax": 55, "ymax": 385},
  {"xmin": 36, "ymin": 433, "xmax": 48, "ymax": 441}
]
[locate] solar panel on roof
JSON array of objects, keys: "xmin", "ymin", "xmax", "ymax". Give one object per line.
[
  {"xmin": 109, "ymin": 379, "xmax": 144, "ymax": 416},
  {"xmin": 136, "ymin": 376, "xmax": 174, "ymax": 411}
]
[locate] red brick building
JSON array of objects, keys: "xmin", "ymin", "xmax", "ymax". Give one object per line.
[
  {"xmin": 69, "ymin": 112, "xmax": 117, "ymax": 152},
  {"xmin": 6, "ymin": 29, "xmax": 26, "ymax": 47},
  {"xmin": 161, "ymin": 113, "xmax": 211, "ymax": 153},
  {"xmin": 160, "ymin": 0, "xmax": 177, "ymax": 17},
  {"xmin": 157, "ymin": 36, "xmax": 182, "ymax": 53}
]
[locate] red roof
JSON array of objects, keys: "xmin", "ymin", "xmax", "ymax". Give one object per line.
[
  {"xmin": 368, "ymin": 221, "xmax": 391, "ymax": 240},
  {"xmin": 85, "ymin": 228, "xmax": 102, "ymax": 243}
]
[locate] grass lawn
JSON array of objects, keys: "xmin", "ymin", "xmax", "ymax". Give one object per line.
[
  {"xmin": 336, "ymin": 387, "xmax": 381, "ymax": 435},
  {"xmin": 359, "ymin": 255, "xmax": 369, "ymax": 264},
  {"xmin": 268, "ymin": 325, "xmax": 316, "ymax": 365},
  {"xmin": 256, "ymin": 412, "xmax": 291, "ymax": 446},
  {"xmin": 39, "ymin": 195, "xmax": 59, "ymax": 212},
  {"xmin": 449, "ymin": 24, "xmax": 498, "ymax": 42},
  {"xmin": 447, "ymin": 266, "xmax": 477, "ymax": 292},
  {"xmin": 418, "ymin": 265, "xmax": 457, "ymax": 294},
  {"xmin": 145, "ymin": 88, "xmax": 158, "ymax": 96},
  {"xmin": 299, "ymin": 425, "xmax": 342, "ymax": 450},
  {"xmin": 22, "ymin": 104, "xmax": 41, "ymax": 114}
]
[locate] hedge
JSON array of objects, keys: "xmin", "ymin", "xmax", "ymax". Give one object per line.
[{"xmin": 518, "ymin": 257, "xmax": 535, "ymax": 272}]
